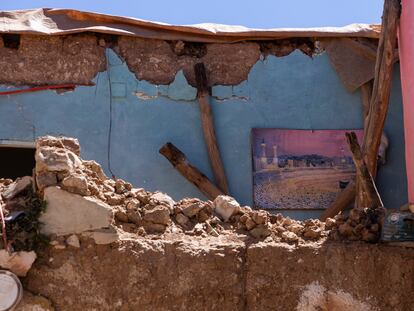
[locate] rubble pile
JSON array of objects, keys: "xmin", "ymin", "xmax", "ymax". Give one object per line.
[
  {"xmin": 329, "ymin": 206, "xmax": 386, "ymax": 242},
  {"xmin": 0, "ymin": 135, "xmax": 388, "ymax": 266}
]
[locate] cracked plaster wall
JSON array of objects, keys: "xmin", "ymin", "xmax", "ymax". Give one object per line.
[{"xmin": 0, "ymin": 46, "xmax": 407, "ymax": 219}]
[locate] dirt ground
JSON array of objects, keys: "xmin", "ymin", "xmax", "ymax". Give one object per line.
[{"xmin": 23, "ymin": 234, "xmax": 414, "ymax": 311}]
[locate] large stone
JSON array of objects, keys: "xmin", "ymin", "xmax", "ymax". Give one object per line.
[
  {"xmin": 249, "ymin": 224, "xmax": 271, "ymax": 238},
  {"xmin": 149, "ymin": 193, "xmax": 175, "ymax": 209},
  {"xmin": 36, "ymin": 136, "xmax": 80, "ymax": 156},
  {"xmin": 213, "ymin": 195, "xmax": 240, "ymax": 222},
  {"xmin": 66, "ymin": 235, "xmax": 80, "ymax": 248},
  {"xmin": 182, "ymin": 201, "xmax": 204, "ymax": 218},
  {"xmin": 143, "ymin": 205, "xmax": 171, "ymax": 225},
  {"xmin": 2, "ymin": 176, "xmax": 32, "ymax": 200},
  {"xmin": 61, "ymin": 174, "xmax": 89, "ymax": 196},
  {"xmin": 81, "ymin": 227, "xmax": 119, "ymax": 245},
  {"xmin": 281, "ymin": 231, "xmax": 299, "ymax": 243},
  {"xmin": 35, "ymin": 146, "xmax": 82, "ymax": 174},
  {"xmin": 83, "ymin": 160, "xmax": 108, "ymax": 181},
  {"xmin": 36, "ymin": 172, "xmax": 58, "ymax": 192},
  {"xmin": 40, "ymin": 187, "xmax": 113, "ymax": 236},
  {"xmin": 0, "ymin": 250, "xmax": 36, "ymax": 277}
]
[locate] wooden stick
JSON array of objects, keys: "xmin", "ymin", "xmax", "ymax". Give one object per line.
[
  {"xmin": 362, "ymin": 0, "xmax": 400, "ymax": 176},
  {"xmin": 346, "ymin": 132, "xmax": 383, "ymax": 208},
  {"xmin": 194, "ymin": 63, "xmax": 229, "ymax": 194},
  {"xmin": 320, "ymin": 180, "xmax": 355, "ymax": 221},
  {"xmin": 159, "ymin": 142, "xmax": 223, "ymax": 200}
]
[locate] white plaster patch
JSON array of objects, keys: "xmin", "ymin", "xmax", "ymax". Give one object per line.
[{"xmin": 296, "ymin": 281, "xmax": 377, "ymax": 311}]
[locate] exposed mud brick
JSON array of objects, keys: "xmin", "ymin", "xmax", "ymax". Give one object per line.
[
  {"xmin": 118, "ymin": 37, "xmax": 182, "ymax": 84},
  {"xmin": 184, "ymin": 43, "xmax": 261, "ymax": 86},
  {"xmin": 25, "ymin": 239, "xmax": 245, "ymax": 311},
  {"xmin": 118, "ymin": 37, "xmax": 260, "ymax": 87},
  {"xmin": 0, "ymin": 34, "xmax": 105, "ymax": 86},
  {"xmin": 246, "ymin": 243, "xmax": 414, "ymax": 311}
]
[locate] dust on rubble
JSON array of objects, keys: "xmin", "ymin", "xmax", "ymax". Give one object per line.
[{"xmin": 0, "ymin": 135, "xmax": 386, "ymax": 256}]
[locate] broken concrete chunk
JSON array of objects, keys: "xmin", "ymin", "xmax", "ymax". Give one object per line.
[
  {"xmin": 213, "ymin": 195, "xmax": 240, "ymax": 222},
  {"xmin": 0, "ymin": 250, "xmax": 36, "ymax": 277},
  {"xmin": 251, "ymin": 211, "xmax": 267, "ymax": 225},
  {"xmin": 245, "ymin": 217, "xmax": 256, "ymax": 231},
  {"xmin": 81, "ymin": 227, "xmax": 119, "ymax": 245},
  {"xmin": 36, "ymin": 135, "xmax": 80, "ymax": 156},
  {"xmin": 282, "ymin": 231, "xmax": 299, "ymax": 243},
  {"xmin": 66, "ymin": 235, "xmax": 80, "ymax": 248},
  {"xmin": 36, "ymin": 172, "xmax": 58, "ymax": 192},
  {"xmin": 150, "ymin": 193, "xmax": 175, "ymax": 210},
  {"xmin": 61, "ymin": 174, "xmax": 89, "ymax": 196},
  {"xmin": 40, "ymin": 187, "xmax": 113, "ymax": 236},
  {"xmin": 303, "ymin": 227, "xmax": 322, "ymax": 240},
  {"xmin": 249, "ymin": 224, "xmax": 271, "ymax": 239},
  {"xmin": 126, "ymin": 210, "xmax": 142, "ymax": 225},
  {"xmin": 2, "ymin": 176, "xmax": 32, "ymax": 200},
  {"xmin": 288, "ymin": 223, "xmax": 304, "ymax": 234},
  {"xmin": 175, "ymin": 213, "xmax": 190, "ymax": 227},
  {"xmin": 182, "ymin": 201, "xmax": 204, "ymax": 218},
  {"xmin": 35, "ymin": 146, "xmax": 82, "ymax": 174},
  {"xmin": 83, "ymin": 160, "xmax": 108, "ymax": 181},
  {"xmin": 143, "ymin": 205, "xmax": 171, "ymax": 225}
]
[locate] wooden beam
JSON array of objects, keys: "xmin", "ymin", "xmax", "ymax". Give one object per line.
[
  {"xmin": 346, "ymin": 132, "xmax": 383, "ymax": 208},
  {"xmin": 362, "ymin": 0, "xmax": 400, "ymax": 176},
  {"xmin": 194, "ymin": 63, "xmax": 229, "ymax": 194},
  {"xmin": 357, "ymin": 81, "xmax": 373, "ymax": 208},
  {"xmin": 159, "ymin": 142, "xmax": 223, "ymax": 200},
  {"xmin": 320, "ymin": 180, "xmax": 355, "ymax": 221}
]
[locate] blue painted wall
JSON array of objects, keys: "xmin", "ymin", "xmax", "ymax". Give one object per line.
[{"xmin": 0, "ymin": 49, "xmax": 407, "ymax": 219}]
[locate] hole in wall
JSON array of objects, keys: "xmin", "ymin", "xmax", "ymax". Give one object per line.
[
  {"xmin": 2, "ymin": 34, "xmax": 21, "ymax": 50},
  {"xmin": 0, "ymin": 145, "xmax": 35, "ymax": 179}
]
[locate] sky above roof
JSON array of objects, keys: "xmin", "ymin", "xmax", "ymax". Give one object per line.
[{"xmin": 1, "ymin": 0, "xmax": 383, "ymax": 29}]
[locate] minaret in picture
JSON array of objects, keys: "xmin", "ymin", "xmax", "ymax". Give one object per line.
[
  {"xmin": 260, "ymin": 139, "xmax": 267, "ymax": 169},
  {"xmin": 272, "ymin": 144, "xmax": 279, "ymax": 168}
]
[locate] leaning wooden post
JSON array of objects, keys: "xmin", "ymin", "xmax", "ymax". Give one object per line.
[
  {"xmin": 356, "ymin": 81, "xmax": 373, "ymax": 208},
  {"xmin": 159, "ymin": 142, "xmax": 223, "ymax": 200},
  {"xmin": 194, "ymin": 63, "xmax": 230, "ymax": 195},
  {"xmin": 346, "ymin": 132, "xmax": 383, "ymax": 208},
  {"xmin": 362, "ymin": 0, "xmax": 400, "ymax": 177}
]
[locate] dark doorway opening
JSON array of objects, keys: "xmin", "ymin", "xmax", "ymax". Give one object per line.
[{"xmin": 0, "ymin": 147, "xmax": 35, "ymax": 179}]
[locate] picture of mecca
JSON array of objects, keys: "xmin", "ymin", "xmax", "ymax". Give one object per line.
[{"xmin": 252, "ymin": 129, "xmax": 364, "ymax": 210}]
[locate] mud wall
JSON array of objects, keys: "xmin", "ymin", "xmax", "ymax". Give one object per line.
[
  {"xmin": 0, "ymin": 35, "xmax": 408, "ymax": 219},
  {"xmin": 24, "ymin": 239, "xmax": 414, "ymax": 311}
]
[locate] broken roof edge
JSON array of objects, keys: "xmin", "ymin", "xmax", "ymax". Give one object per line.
[{"xmin": 0, "ymin": 8, "xmax": 381, "ymax": 43}]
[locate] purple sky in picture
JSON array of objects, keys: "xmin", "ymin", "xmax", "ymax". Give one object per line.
[{"xmin": 252, "ymin": 129, "xmax": 364, "ymax": 158}]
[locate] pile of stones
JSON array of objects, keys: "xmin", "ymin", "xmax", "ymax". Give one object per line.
[
  {"xmin": 329, "ymin": 206, "xmax": 385, "ymax": 243},
  {"xmin": 1, "ymin": 135, "xmax": 386, "ymax": 261}
]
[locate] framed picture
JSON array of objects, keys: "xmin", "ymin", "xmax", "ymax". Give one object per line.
[{"xmin": 251, "ymin": 129, "xmax": 363, "ymax": 210}]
